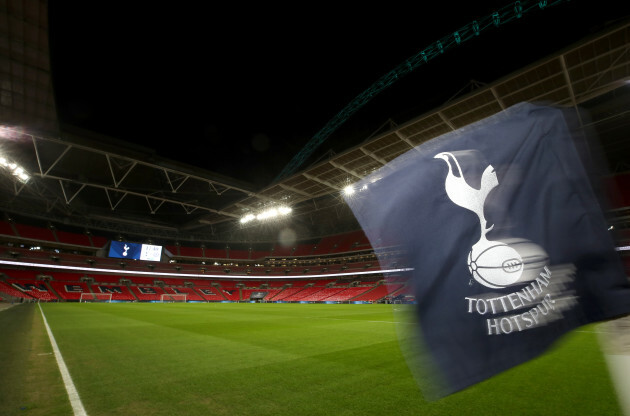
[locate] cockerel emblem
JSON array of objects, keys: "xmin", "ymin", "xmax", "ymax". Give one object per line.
[{"xmin": 434, "ymin": 151, "xmax": 548, "ymax": 288}]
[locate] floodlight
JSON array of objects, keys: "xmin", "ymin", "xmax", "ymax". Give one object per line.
[
  {"xmin": 240, "ymin": 214, "xmax": 255, "ymax": 224},
  {"xmin": 0, "ymin": 153, "xmax": 30, "ymax": 182},
  {"xmin": 343, "ymin": 185, "xmax": 355, "ymax": 196},
  {"xmin": 256, "ymin": 208, "xmax": 276, "ymax": 220},
  {"xmin": 240, "ymin": 205, "xmax": 292, "ymax": 225},
  {"xmin": 278, "ymin": 206, "xmax": 292, "ymax": 215}
]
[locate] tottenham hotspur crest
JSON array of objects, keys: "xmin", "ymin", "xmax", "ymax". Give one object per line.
[{"xmin": 434, "ymin": 151, "xmax": 548, "ymax": 289}]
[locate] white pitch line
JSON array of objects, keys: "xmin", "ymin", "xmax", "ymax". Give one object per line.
[{"xmin": 38, "ymin": 304, "xmax": 88, "ymax": 416}]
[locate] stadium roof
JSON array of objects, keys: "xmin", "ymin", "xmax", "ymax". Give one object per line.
[{"xmin": 1, "ymin": 2, "xmax": 630, "ymax": 245}]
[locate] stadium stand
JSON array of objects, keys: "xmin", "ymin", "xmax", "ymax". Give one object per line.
[
  {"xmin": 270, "ymin": 287, "xmax": 306, "ymax": 301},
  {"xmin": 1, "ymin": 269, "xmax": 39, "ymax": 280},
  {"xmin": 352, "ymin": 284, "xmax": 396, "ymax": 302},
  {"xmin": 267, "ymin": 279, "xmax": 290, "ymax": 288},
  {"xmin": 0, "ymin": 280, "xmax": 34, "ymax": 300},
  {"xmin": 89, "ymin": 274, "xmax": 124, "ymax": 284},
  {"xmin": 241, "ymin": 288, "xmax": 282, "ymax": 301},
  {"xmin": 290, "ymin": 280, "xmax": 315, "ymax": 287},
  {"xmin": 162, "ymin": 286, "xmax": 204, "ymax": 301},
  {"xmin": 5, "ymin": 279, "xmax": 57, "ymax": 301},
  {"xmin": 324, "ymin": 286, "xmax": 374, "ymax": 302},
  {"xmin": 270, "ymin": 244, "xmax": 294, "ymax": 257},
  {"xmin": 50, "ymin": 273, "xmax": 83, "ymax": 282},
  {"xmin": 291, "ymin": 243, "xmax": 316, "ymax": 257},
  {"xmin": 129, "ymin": 286, "xmax": 165, "ymax": 301},
  {"xmin": 157, "ymin": 277, "xmax": 186, "ymax": 286},
  {"xmin": 164, "ymin": 245, "xmax": 179, "ymax": 256},
  {"xmin": 605, "ymin": 172, "xmax": 630, "ymax": 209},
  {"xmin": 228, "ymin": 249, "xmax": 250, "ymax": 260},
  {"xmin": 220, "ymin": 288, "xmax": 240, "ymax": 301},
  {"xmin": 330, "ymin": 230, "xmax": 370, "ymax": 253},
  {"xmin": 49, "ymin": 281, "xmax": 91, "ymax": 301},
  {"xmin": 90, "ymin": 236, "xmax": 108, "ymax": 249},
  {"xmin": 246, "ymin": 244, "xmax": 271, "ymax": 260},
  {"xmin": 301, "ymin": 287, "xmax": 347, "ymax": 302},
  {"xmin": 203, "ymin": 247, "xmax": 228, "ymax": 259},
  {"xmin": 311, "ymin": 235, "xmax": 342, "ymax": 256},
  {"xmin": 0, "ymin": 219, "xmax": 438, "ymax": 304},
  {"xmin": 55, "ymin": 230, "xmax": 92, "ymax": 247},
  {"xmin": 91, "ymin": 284, "xmax": 136, "ymax": 301},
  {"xmin": 128, "ymin": 276, "xmax": 159, "ymax": 285},
  {"xmin": 178, "ymin": 246, "xmax": 203, "ymax": 258},
  {"xmin": 282, "ymin": 286, "xmax": 326, "ymax": 302},
  {"xmin": 0, "ymin": 220, "xmax": 15, "ymax": 237},
  {"xmin": 188, "ymin": 279, "xmax": 213, "ymax": 287},
  {"xmin": 195, "ymin": 287, "xmax": 226, "ymax": 301},
  {"xmin": 13, "ymin": 216, "xmax": 623, "ymax": 306},
  {"xmin": 13, "ymin": 223, "xmax": 56, "ymax": 242},
  {"xmin": 54, "ymin": 252, "xmax": 95, "ymax": 266},
  {"xmin": 248, "ymin": 250, "xmax": 269, "ymax": 260},
  {"xmin": 2, "ymin": 247, "xmax": 58, "ymax": 263}
]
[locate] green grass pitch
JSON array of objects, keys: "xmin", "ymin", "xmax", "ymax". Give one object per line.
[{"xmin": 1, "ymin": 302, "xmax": 623, "ymax": 415}]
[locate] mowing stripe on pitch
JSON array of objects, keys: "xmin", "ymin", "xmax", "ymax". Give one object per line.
[
  {"xmin": 304, "ymin": 316, "xmax": 413, "ymax": 324},
  {"xmin": 38, "ymin": 304, "xmax": 88, "ymax": 416}
]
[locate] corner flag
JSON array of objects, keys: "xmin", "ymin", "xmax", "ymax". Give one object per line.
[{"xmin": 344, "ymin": 102, "xmax": 630, "ymax": 399}]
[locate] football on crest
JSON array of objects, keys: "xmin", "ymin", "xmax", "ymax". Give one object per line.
[{"xmin": 467, "ymin": 238, "xmax": 548, "ymax": 289}]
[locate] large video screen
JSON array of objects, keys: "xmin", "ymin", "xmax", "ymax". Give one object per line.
[{"xmin": 108, "ymin": 241, "xmax": 162, "ymax": 261}]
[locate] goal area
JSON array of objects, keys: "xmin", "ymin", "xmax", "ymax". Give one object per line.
[
  {"xmin": 80, "ymin": 293, "xmax": 112, "ymax": 303},
  {"xmin": 160, "ymin": 293, "xmax": 187, "ymax": 303}
]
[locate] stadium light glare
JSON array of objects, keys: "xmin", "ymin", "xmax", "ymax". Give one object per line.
[
  {"xmin": 240, "ymin": 205, "xmax": 292, "ymax": 225},
  {"xmin": 0, "ymin": 153, "xmax": 30, "ymax": 182},
  {"xmin": 0, "ymin": 126, "xmax": 17, "ymax": 138},
  {"xmin": 256, "ymin": 208, "xmax": 277, "ymax": 221},
  {"xmin": 240, "ymin": 214, "xmax": 256, "ymax": 224},
  {"xmin": 278, "ymin": 206, "xmax": 291, "ymax": 215},
  {"xmin": 343, "ymin": 183, "xmax": 370, "ymax": 198}
]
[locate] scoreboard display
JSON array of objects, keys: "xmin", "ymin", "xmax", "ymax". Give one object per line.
[{"xmin": 108, "ymin": 241, "xmax": 162, "ymax": 261}]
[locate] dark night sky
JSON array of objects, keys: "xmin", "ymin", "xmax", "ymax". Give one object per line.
[{"xmin": 47, "ymin": 1, "xmax": 630, "ymax": 188}]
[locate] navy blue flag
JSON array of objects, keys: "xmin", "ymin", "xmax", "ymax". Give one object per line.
[{"xmin": 343, "ymin": 102, "xmax": 630, "ymax": 399}]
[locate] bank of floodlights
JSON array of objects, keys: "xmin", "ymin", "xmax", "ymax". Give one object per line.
[
  {"xmin": 240, "ymin": 205, "xmax": 292, "ymax": 224},
  {"xmin": 0, "ymin": 154, "xmax": 29, "ymax": 182},
  {"xmin": 0, "ymin": 127, "xmax": 30, "ymax": 183}
]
